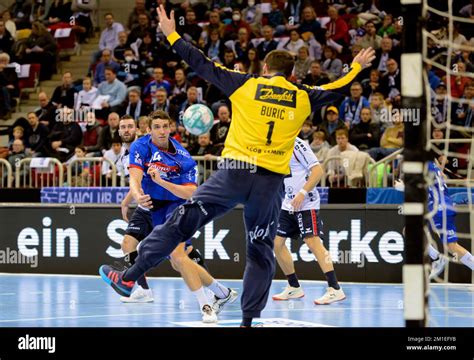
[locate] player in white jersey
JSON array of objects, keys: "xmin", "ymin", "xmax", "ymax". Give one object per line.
[{"xmin": 272, "ymin": 137, "xmax": 346, "ymax": 304}]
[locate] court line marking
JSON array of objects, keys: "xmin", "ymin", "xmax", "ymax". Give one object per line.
[
  {"xmin": 0, "ymin": 303, "xmax": 472, "ymax": 324},
  {"xmin": 1, "ymin": 273, "xmax": 471, "ymax": 289}
]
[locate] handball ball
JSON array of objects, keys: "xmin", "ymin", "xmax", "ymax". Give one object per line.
[{"xmin": 182, "ymin": 104, "xmax": 215, "ymax": 135}]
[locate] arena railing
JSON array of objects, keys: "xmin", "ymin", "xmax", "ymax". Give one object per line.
[
  {"xmin": 67, "ymin": 157, "xmax": 118, "ymax": 187},
  {"xmin": 15, "ymin": 157, "xmax": 64, "ymax": 188},
  {"xmin": 192, "ymin": 155, "xmax": 220, "ymax": 184},
  {"xmin": 320, "ymin": 156, "xmax": 348, "ymax": 187},
  {"xmin": 367, "ymin": 148, "xmax": 404, "ymax": 188},
  {"xmin": 0, "ymin": 158, "xmax": 13, "ymax": 188}
]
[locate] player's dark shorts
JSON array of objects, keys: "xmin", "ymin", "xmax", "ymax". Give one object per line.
[
  {"xmin": 125, "ymin": 199, "xmax": 192, "ymax": 247},
  {"xmin": 430, "ymin": 214, "xmax": 458, "ymax": 243},
  {"xmin": 277, "ymin": 209, "xmax": 324, "ymax": 240}
]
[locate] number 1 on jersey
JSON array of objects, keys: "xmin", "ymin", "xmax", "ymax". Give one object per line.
[{"xmin": 266, "ymin": 121, "xmax": 275, "ymax": 146}]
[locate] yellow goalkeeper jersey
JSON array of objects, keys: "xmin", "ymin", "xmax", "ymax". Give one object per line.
[{"xmin": 168, "ymin": 32, "xmax": 362, "ymax": 175}]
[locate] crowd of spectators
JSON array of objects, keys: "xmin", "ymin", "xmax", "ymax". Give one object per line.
[{"xmin": 0, "ymin": 0, "xmax": 473, "ymax": 187}]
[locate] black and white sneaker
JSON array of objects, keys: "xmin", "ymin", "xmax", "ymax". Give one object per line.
[{"xmin": 212, "ymin": 288, "xmax": 238, "ymax": 315}]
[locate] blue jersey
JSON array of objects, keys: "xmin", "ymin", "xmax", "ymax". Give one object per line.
[
  {"xmin": 129, "ymin": 135, "xmax": 198, "ymax": 201},
  {"xmin": 427, "ymin": 161, "xmax": 455, "ymax": 217}
]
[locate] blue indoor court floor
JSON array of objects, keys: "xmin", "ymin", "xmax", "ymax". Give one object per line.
[{"xmin": 0, "ymin": 274, "xmax": 472, "ymax": 327}]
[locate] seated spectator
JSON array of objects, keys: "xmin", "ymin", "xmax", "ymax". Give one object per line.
[
  {"xmin": 377, "ymin": 14, "xmax": 396, "ymax": 37},
  {"xmin": 0, "ymin": 52, "xmax": 16, "ymax": 120},
  {"xmin": 86, "ymin": 112, "xmax": 120, "ymax": 155},
  {"xmin": 210, "ymin": 104, "xmax": 231, "ymax": 154},
  {"xmin": 310, "ymin": 130, "xmax": 330, "ymax": 163},
  {"xmin": 433, "ymin": 82, "xmax": 448, "ymax": 124},
  {"xmin": 361, "ymin": 69, "xmax": 382, "ymax": 99},
  {"xmin": 454, "ymin": 82, "xmax": 474, "ymax": 128},
  {"xmin": 169, "ymin": 68, "xmax": 191, "ymax": 107},
  {"xmin": 356, "ymin": 21, "xmax": 382, "ymax": 50},
  {"xmin": 51, "ymin": 72, "xmax": 78, "ymax": 109},
  {"xmin": 294, "ymin": 46, "xmax": 313, "ymax": 82},
  {"xmin": 202, "ymin": 10, "xmax": 225, "ymax": 40},
  {"xmin": 94, "ymin": 49, "xmax": 121, "ymax": 86},
  {"xmin": 267, "ymin": 1, "xmax": 287, "ymax": 36},
  {"xmin": 35, "ymin": 92, "xmax": 57, "ymax": 130},
  {"xmin": 370, "ymin": 92, "xmax": 390, "ymax": 129},
  {"xmin": 82, "ymin": 114, "xmax": 102, "ymax": 155},
  {"xmin": 317, "ymin": 106, "xmax": 346, "ymax": 146},
  {"xmin": 127, "ymin": 13, "xmax": 153, "ymax": 46},
  {"xmin": 96, "ymin": 67, "xmax": 127, "ymax": 119},
  {"xmin": 136, "ymin": 115, "xmax": 149, "ymax": 138},
  {"xmin": 339, "ymin": 82, "xmax": 370, "ymax": 128},
  {"xmin": 349, "ymin": 107, "xmax": 381, "ymax": 150},
  {"xmin": 169, "ymin": 119, "xmax": 182, "ymax": 143},
  {"xmin": 113, "ymin": 31, "xmax": 129, "ymax": 63},
  {"xmin": 138, "ymin": 31, "xmax": 163, "ymax": 70},
  {"xmin": 224, "ymin": 9, "xmax": 251, "ymax": 42},
  {"xmin": 102, "ymin": 138, "xmax": 123, "ymax": 181},
  {"xmin": 242, "ymin": 0, "xmax": 262, "ymax": 36},
  {"xmin": 22, "ymin": 21, "xmax": 57, "ymax": 81},
  {"xmin": 4, "ymin": 139, "xmax": 26, "ymax": 183},
  {"xmin": 97, "ymin": 13, "xmax": 124, "ymax": 59},
  {"xmin": 321, "ymin": 46, "xmax": 343, "ymax": 81},
  {"xmin": 297, "ymin": 6, "xmax": 321, "ymax": 41},
  {"xmin": 222, "ymin": 48, "xmax": 237, "ymax": 69},
  {"xmin": 71, "ymin": 0, "xmax": 96, "ymax": 43},
  {"xmin": 380, "ymin": 58, "xmax": 401, "ymax": 105},
  {"xmin": 46, "ymin": 108, "xmax": 83, "ymax": 162},
  {"xmin": 325, "ymin": 6, "xmax": 349, "ymax": 48},
  {"xmin": 188, "ymin": 133, "xmax": 218, "ymax": 156},
  {"xmin": 127, "ymin": 0, "xmax": 150, "ymax": 31},
  {"xmin": 450, "ymin": 61, "xmax": 471, "ymax": 99},
  {"xmin": 151, "ymin": 88, "xmax": 177, "ymax": 121},
  {"xmin": 122, "ymin": 88, "xmax": 150, "ymax": 120},
  {"xmin": 232, "ymin": 27, "xmax": 251, "ymax": 63},
  {"xmin": 203, "ymin": 29, "xmax": 226, "ymax": 63},
  {"xmin": 247, "ymin": 48, "xmax": 262, "ymax": 75},
  {"xmin": 0, "ymin": 19, "xmax": 14, "ymax": 57},
  {"xmin": 298, "ymin": 119, "xmax": 314, "ymax": 144},
  {"xmin": 117, "ymin": 48, "xmax": 144, "ymax": 88},
  {"xmin": 0, "ymin": 126, "xmax": 24, "ymax": 159},
  {"xmin": 374, "ymin": 37, "xmax": 400, "ymax": 74},
  {"xmin": 178, "ymin": 8, "xmax": 202, "ymax": 45},
  {"xmin": 143, "ymin": 67, "xmax": 172, "ymax": 98},
  {"xmin": 255, "ymin": 26, "xmax": 278, "ymax": 61},
  {"xmin": 302, "ymin": 60, "xmax": 329, "ymax": 87},
  {"xmin": 75, "ymin": 77, "xmax": 98, "ymax": 112},
  {"xmin": 66, "ymin": 145, "xmax": 91, "ymax": 186},
  {"xmin": 279, "ymin": 30, "xmax": 305, "ymax": 56},
  {"xmin": 1, "ymin": 11, "xmax": 16, "ymax": 40},
  {"xmin": 368, "ymin": 110, "xmax": 404, "ymax": 161},
  {"xmin": 25, "ymin": 112, "xmax": 49, "ymax": 156},
  {"xmin": 326, "ymin": 128, "xmax": 358, "ymax": 186},
  {"xmin": 45, "ymin": 0, "xmax": 72, "ymax": 25}
]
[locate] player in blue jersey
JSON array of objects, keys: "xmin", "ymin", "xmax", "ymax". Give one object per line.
[
  {"xmin": 105, "ymin": 110, "xmax": 237, "ymax": 322},
  {"xmin": 425, "ymin": 160, "xmax": 474, "ymax": 278},
  {"xmin": 396, "ymin": 158, "xmax": 474, "ymax": 279}
]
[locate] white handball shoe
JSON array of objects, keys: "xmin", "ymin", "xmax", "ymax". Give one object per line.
[
  {"xmin": 212, "ymin": 288, "xmax": 238, "ymax": 315},
  {"xmin": 201, "ymin": 304, "xmax": 218, "ymax": 324},
  {"xmin": 120, "ymin": 285, "xmax": 154, "ymax": 303},
  {"xmin": 429, "ymin": 256, "xmax": 447, "ymax": 280},
  {"xmin": 272, "ymin": 286, "xmax": 305, "ymax": 301},
  {"xmin": 314, "ymin": 287, "xmax": 346, "ymax": 305}
]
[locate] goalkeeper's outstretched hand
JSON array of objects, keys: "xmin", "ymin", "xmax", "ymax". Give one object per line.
[
  {"xmin": 157, "ymin": 4, "xmax": 176, "ymax": 37},
  {"xmin": 352, "ymin": 47, "xmax": 376, "ymax": 69}
]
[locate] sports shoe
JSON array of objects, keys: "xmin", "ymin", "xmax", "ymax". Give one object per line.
[
  {"xmin": 272, "ymin": 286, "xmax": 304, "ymax": 301},
  {"xmin": 201, "ymin": 304, "xmax": 218, "ymax": 323},
  {"xmin": 99, "ymin": 265, "xmax": 135, "ymax": 297},
  {"xmin": 429, "ymin": 256, "xmax": 447, "ymax": 280},
  {"xmin": 120, "ymin": 285, "xmax": 154, "ymax": 303},
  {"xmin": 314, "ymin": 287, "xmax": 346, "ymax": 305},
  {"xmin": 212, "ymin": 288, "xmax": 238, "ymax": 314}
]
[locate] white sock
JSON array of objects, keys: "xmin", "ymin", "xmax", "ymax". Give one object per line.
[
  {"xmin": 207, "ymin": 280, "xmax": 230, "ymax": 299},
  {"xmin": 192, "ymin": 287, "xmax": 210, "ymax": 309},
  {"xmin": 428, "ymin": 244, "xmax": 440, "ymax": 260},
  {"xmin": 460, "ymin": 253, "xmax": 474, "ymax": 270}
]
